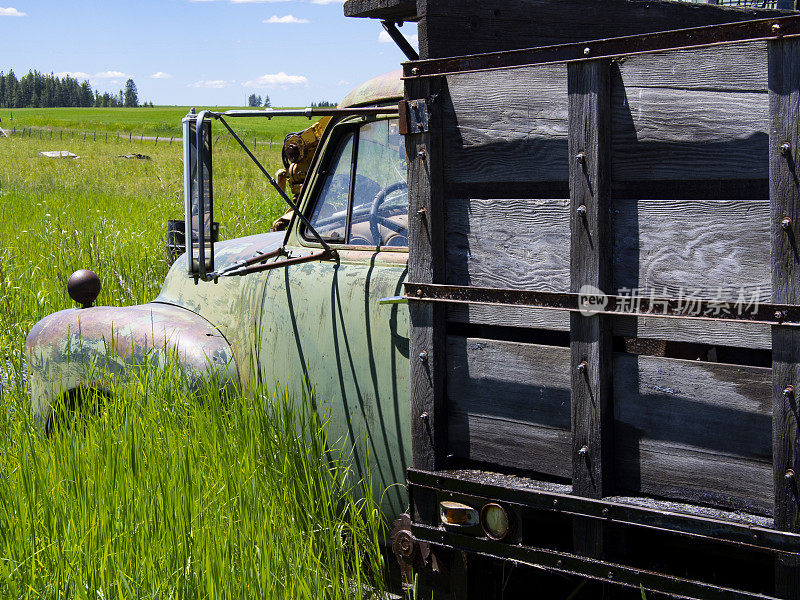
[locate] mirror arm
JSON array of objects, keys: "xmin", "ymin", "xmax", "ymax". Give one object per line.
[
  {"xmin": 221, "ymin": 248, "xmax": 335, "ymax": 277},
  {"xmin": 215, "ymin": 116, "xmax": 335, "ymax": 256}
]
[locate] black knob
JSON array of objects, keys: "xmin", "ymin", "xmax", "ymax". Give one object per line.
[{"xmin": 67, "ymin": 269, "xmax": 101, "ymax": 308}]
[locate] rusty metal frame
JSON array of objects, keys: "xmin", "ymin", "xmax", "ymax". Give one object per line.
[
  {"xmin": 403, "ymin": 282, "xmax": 800, "ymax": 326},
  {"xmin": 402, "ymin": 14, "xmax": 800, "ymax": 79}
]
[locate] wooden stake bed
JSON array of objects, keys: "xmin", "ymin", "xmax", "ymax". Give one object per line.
[{"xmin": 400, "ymin": 9, "xmax": 800, "ymax": 600}]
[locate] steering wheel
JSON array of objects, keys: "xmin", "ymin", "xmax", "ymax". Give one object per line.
[{"xmin": 369, "ymin": 181, "xmax": 408, "ymax": 246}]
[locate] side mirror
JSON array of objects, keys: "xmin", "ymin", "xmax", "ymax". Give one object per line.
[{"xmin": 183, "ymin": 109, "xmax": 214, "ymax": 279}]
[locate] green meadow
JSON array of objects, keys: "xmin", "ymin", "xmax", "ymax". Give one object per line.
[
  {"xmin": 1, "ymin": 106, "xmax": 315, "ymax": 140},
  {"xmin": 0, "ymin": 120, "xmax": 391, "ymax": 598}
]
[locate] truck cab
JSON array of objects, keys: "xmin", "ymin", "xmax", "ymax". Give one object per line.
[{"xmin": 25, "ymin": 71, "xmax": 412, "ymax": 520}]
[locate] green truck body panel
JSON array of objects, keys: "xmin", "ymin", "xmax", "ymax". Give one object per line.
[{"xmin": 25, "ymin": 73, "xmax": 411, "ymax": 519}]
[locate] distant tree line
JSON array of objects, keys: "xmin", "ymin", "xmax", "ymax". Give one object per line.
[
  {"xmin": 247, "ymin": 93, "xmax": 271, "ymax": 108},
  {"xmin": 0, "ymin": 70, "xmax": 148, "ymax": 108},
  {"xmin": 310, "ymin": 101, "xmax": 335, "ymax": 108}
]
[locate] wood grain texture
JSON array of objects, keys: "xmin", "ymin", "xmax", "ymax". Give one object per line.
[
  {"xmin": 769, "ymin": 37, "xmax": 800, "ymax": 599},
  {"xmin": 445, "ymin": 336, "xmax": 571, "ymax": 477},
  {"xmin": 447, "ymin": 305, "xmax": 773, "ymax": 350},
  {"xmin": 613, "ymin": 198, "xmax": 771, "ymax": 301},
  {"xmin": 406, "ymin": 74, "xmax": 447, "ymax": 523},
  {"xmin": 442, "ymin": 66, "xmax": 569, "ymax": 185},
  {"xmin": 417, "ymin": 0, "xmax": 785, "ymax": 60},
  {"xmin": 611, "ymin": 82, "xmax": 768, "ymax": 182},
  {"xmin": 614, "ymin": 353, "xmax": 772, "ymax": 515}
]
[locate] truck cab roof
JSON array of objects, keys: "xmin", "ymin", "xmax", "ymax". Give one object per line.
[{"xmin": 338, "ymin": 70, "xmax": 403, "ymax": 109}]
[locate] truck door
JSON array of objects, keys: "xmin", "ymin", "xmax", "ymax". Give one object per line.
[{"xmin": 257, "ymin": 116, "xmax": 411, "ymax": 519}]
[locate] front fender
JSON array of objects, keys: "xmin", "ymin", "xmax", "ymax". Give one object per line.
[{"xmin": 25, "ymin": 302, "xmax": 238, "ymax": 427}]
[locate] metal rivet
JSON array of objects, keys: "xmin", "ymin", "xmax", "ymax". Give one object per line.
[
  {"xmin": 556, "ymin": 559, "xmax": 563, "ymax": 568},
  {"xmin": 417, "ymin": 149, "xmax": 426, "ymax": 159},
  {"xmin": 583, "ymin": 47, "xmax": 590, "ymax": 56},
  {"xmin": 411, "ymin": 67, "xmax": 420, "ymax": 75},
  {"xmin": 577, "ymin": 361, "xmax": 588, "ymax": 374},
  {"xmin": 578, "ymin": 445, "xmax": 589, "ymax": 457},
  {"xmin": 417, "ymin": 207, "xmax": 427, "ymax": 218},
  {"xmin": 575, "ymin": 152, "xmax": 586, "ymax": 164},
  {"xmin": 782, "ymin": 217, "xmax": 793, "ymax": 231},
  {"xmin": 419, "ymin": 351, "xmax": 428, "ymax": 362},
  {"xmin": 786, "ymin": 469, "xmax": 795, "ymax": 481},
  {"xmin": 602, "ymin": 507, "xmax": 610, "ymax": 518},
  {"xmin": 776, "ymin": 310, "xmax": 785, "ymax": 321},
  {"xmin": 753, "ymin": 532, "xmax": 759, "ymax": 541},
  {"xmin": 419, "ymin": 412, "xmax": 429, "ymax": 421},
  {"xmin": 782, "ymin": 142, "xmax": 792, "ymax": 156},
  {"xmin": 553, "ymin": 499, "xmax": 559, "ymax": 507},
  {"xmin": 416, "ymin": 289, "xmax": 423, "ymax": 297},
  {"xmin": 773, "ymin": 23, "xmax": 782, "ymax": 34},
  {"xmin": 784, "ymin": 385, "xmax": 795, "ymax": 399},
  {"xmin": 608, "ymin": 571, "xmax": 614, "ymax": 580},
  {"xmin": 576, "ymin": 204, "xmax": 587, "ymax": 218}
]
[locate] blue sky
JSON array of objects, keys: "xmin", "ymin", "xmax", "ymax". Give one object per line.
[{"xmin": 0, "ymin": 0, "xmax": 417, "ymax": 106}]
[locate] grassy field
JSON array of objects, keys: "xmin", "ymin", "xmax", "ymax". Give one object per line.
[
  {"xmin": 0, "ymin": 122, "xmax": 391, "ymax": 598},
  {"xmin": 1, "ymin": 106, "xmax": 315, "ymax": 141}
]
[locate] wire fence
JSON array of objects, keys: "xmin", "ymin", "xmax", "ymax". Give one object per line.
[{"xmin": 0, "ymin": 126, "xmax": 280, "ymax": 151}]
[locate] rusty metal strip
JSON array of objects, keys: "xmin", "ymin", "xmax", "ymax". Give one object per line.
[
  {"xmin": 403, "ymin": 282, "xmax": 800, "ymax": 326},
  {"xmin": 402, "ymin": 14, "xmax": 800, "ymax": 78},
  {"xmin": 219, "ymin": 248, "xmax": 334, "ymax": 277},
  {"xmin": 411, "ymin": 523, "xmax": 774, "ymax": 600},
  {"xmin": 408, "ymin": 469, "xmax": 800, "ymax": 555}
]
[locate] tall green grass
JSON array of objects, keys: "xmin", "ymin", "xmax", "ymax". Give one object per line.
[{"xmin": 0, "ymin": 129, "xmax": 390, "ymax": 597}]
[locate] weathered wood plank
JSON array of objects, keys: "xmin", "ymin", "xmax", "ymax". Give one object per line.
[
  {"xmin": 611, "ymin": 84, "xmax": 768, "ymax": 182},
  {"xmin": 569, "ymin": 59, "xmax": 613, "ymax": 559},
  {"xmin": 614, "ymin": 353, "xmax": 772, "ymax": 516},
  {"xmin": 614, "ymin": 40, "xmax": 767, "ymax": 92},
  {"xmin": 442, "ymin": 66, "xmax": 569, "ymax": 185},
  {"xmin": 444, "ymin": 197, "xmax": 770, "ymax": 300},
  {"xmin": 447, "ymin": 305, "xmax": 773, "ymax": 350},
  {"xmin": 769, "ymin": 36, "xmax": 800, "ymax": 599},
  {"xmin": 445, "ymin": 336, "xmax": 571, "ymax": 477},
  {"xmin": 406, "ymin": 76, "xmax": 447, "ymax": 526},
  {"xmin": 418, "ymin": 0, "xmax": 786, "ymax": 60}
]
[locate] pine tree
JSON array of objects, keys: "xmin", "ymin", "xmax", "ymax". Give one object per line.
[{"xmin": 124, "ymin": 79, "xmax": 138, "ymax": 107}]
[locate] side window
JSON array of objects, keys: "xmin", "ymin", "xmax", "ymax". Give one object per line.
[
  {"xmin": 306, "ymin": 118, "xmax": 408, "ymax": 247},
  {"xmin": 308, "ymin": 132, "xmax": 354, "ymax": 243}
]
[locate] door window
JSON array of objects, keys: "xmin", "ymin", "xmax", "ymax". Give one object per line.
[{"xmin": 306, "ymin": 118, "xmax": 408, "ymax": 247}]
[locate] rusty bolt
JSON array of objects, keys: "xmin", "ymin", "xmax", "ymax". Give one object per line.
[
  {"xmin": 608, "ymin": 571, "xmax": 614, "ymax": 580},
  {"xmin": 417, "ymin": 149, "xmax": 426, "ymax": 159},
  {"xmin": 776, "ymin": 310, "xmax": 785, "ymax": 321},
  {"xmin": 416, "ymin": 289, "xmax": 423, "ymax": 297},
  {"xmin": 419, "ymin": 351, "xmax": 428, "ymax": 362},
  {"xmin": 556, "ymin": 559, "xmax": 563, "ymax": 568},
  {"xmin": 773, "ymin": 23, "xmax": 782, "ymax": 34},
  {"xmin": 417, "ymin": 123, "xmax": 425, "ymax": 131},
  {"xmin": 578, "ymin": 445, "xmax": 589, "ymax": 457},
  {"xmin": 782, "ymin": 142, "xmax": 792, "ymax": 156},
  {"xmin": 782, "ymin": 217, "xmax": 793, "ymax": 231},
  {"xmin": 786, "ymin": 469, "xmax": 795, "ymax": 482},
  {"xmin": 419, "ymin": 412, "xmax": 429, "ymax": 421},
  {"xmin": 577, "ymin": 361, "xmax": 588, "ymax": 374},
  {"xmin": 602, "ymin": 507, "xmax": 610, "ymax": 518},
  {"xmin": 411, "ymin": 67, "xmax": 420, "ymax": 75},
  {"xmin": 576, "ymin": 204, "xmax": 587, "ymax": 219},
  {"xmin": 784, "ymin": 386, "xmax": 795, "ymax": 399},
  {"xmin": 575, "ymin": 152, "xmax": 586, "ymax": 165},
  {"xmin": 583, "ymin": 47, "xmax": 590, "ymax": 56},
  {"xmin": 553, "ymin": 499, "xmax": 559, "ymax": 507}
]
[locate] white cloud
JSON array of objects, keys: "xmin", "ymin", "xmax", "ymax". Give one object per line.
[
  {"xmin": 337, "ymin": 79, "xmax": 350, "ymax": 86},
  {"xmin": 150, "ymin": 72, "xmax": 173, "ymax": 79},
  {"xmin": 0, "ymin": 7, "xmax": 25, "ymax": 16},
  {"xmin": 264, "ymin": 14, "xmax": 308, "ymax": 23},
  {"xmin": 94, "ymin": 70, "xmax": 128, "ymax": 79},
  {"xmin": 378, "ymin": 29, "xmax": 418, "ymax": 48},
  {"xmin": 188, "ymin": 80, "xmax": 229, "ymax": 88},
  {"xmin": 242, "ymin": 72, "xmax": 308, "ymax": 88}
]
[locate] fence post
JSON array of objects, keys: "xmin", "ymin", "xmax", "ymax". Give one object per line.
[
  {"xmin": 169, "ymin": 136, "xmax": 173, "ymax": 146},
  {"xmin": 141, "ymin": 134, "xmax": 144, "ymax": 144},
  {"xmin": 254, "ymin": 136, "xmax": 257, "ymax": 150},
  {"xmin": 60, "ymin": 130, "xmax": 62, "ymax": 141},
  {"xmin": 83, "ymin": 132, "xmax": 86, "ymax": 141},
  {"xmin": 129, "ymin": 132, "xmax": 132, "ymax": 142},
  {"xmin": 105, "ymin": 132, "xmax": 108, "ymax": 143}
]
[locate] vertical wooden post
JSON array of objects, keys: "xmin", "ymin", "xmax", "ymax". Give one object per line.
[
  {"xmin": 770, "ymin": 36, "xmax": 800, "ymax": 600},
  {"xmin": 568, "ymin": 59, "xmax": 613, "ymax": 557},
  {"xmin": 406, "ymin": 76, "xmax": 447, "ymax": 526}
]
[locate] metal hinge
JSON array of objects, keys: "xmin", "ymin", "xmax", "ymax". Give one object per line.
[{"xmin": 398, "ymin": 99, "xmax": 429, "ymax": 135}]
